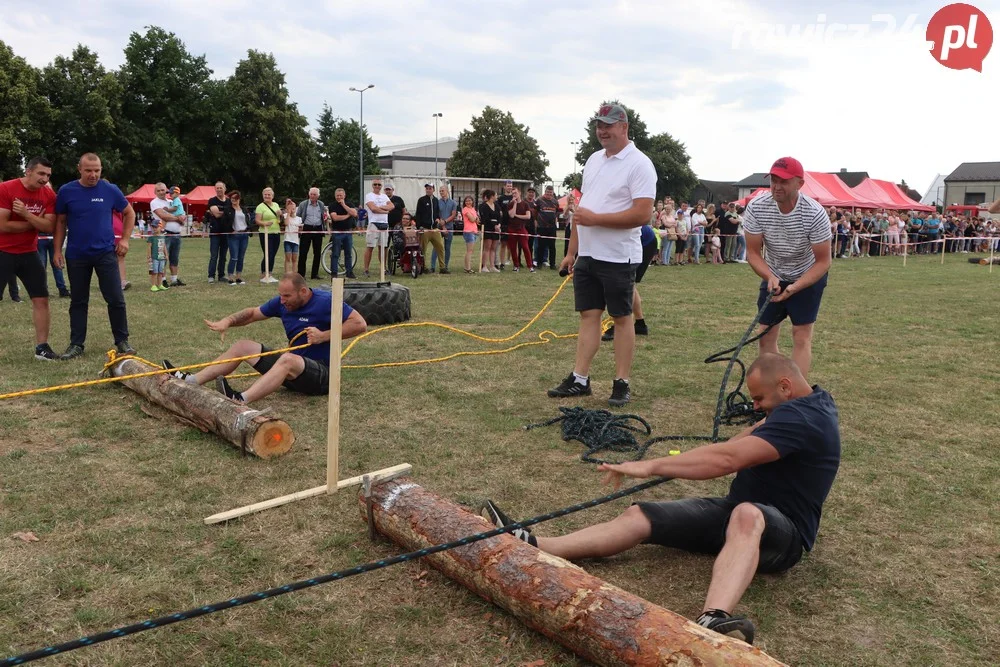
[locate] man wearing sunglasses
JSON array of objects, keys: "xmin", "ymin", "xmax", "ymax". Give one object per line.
[{"xmin": 363, "ymin": 180, "xmax": 393, "ymax": 277}]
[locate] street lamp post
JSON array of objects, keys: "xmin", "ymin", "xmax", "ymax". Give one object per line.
[
  {"xmin": 349, "ymin": 84, "xmax": 375, "ymax": 208},
  {"xmin": 570, "ymin": 140, "xmax": 582, "ymax": 175},
  {"xmin": 432, "ymin": 113, "xmax": 443, "ymax": 186}
]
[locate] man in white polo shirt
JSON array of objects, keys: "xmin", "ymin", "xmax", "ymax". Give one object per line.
[
  {"xmin": 362, "ymin": 179, "xmax": 393, "ymax": 277},
  {"xmin": 549, "ymin": 103, "xmax": 656, "ymax": 407},
  {"xmin": 743, "ymin": 157, "xmax": 831, "ymax": 377}
]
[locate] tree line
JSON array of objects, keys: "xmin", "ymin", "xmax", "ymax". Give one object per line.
[{"xmin": 0, "ymin": 30, "xmax": 699, "ymax": 203}]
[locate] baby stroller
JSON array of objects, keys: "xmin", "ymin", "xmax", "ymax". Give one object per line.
[{"xmin": 389, "ymin": 225, "xmax": 423, "ymax": 279}]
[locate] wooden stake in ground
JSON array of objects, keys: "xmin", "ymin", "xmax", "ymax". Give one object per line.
[
  {"xmin": 941, "ymin": 236, "xmax": 946, "ymax": 264},
  {"xmin": 361, "ymin": 479, "xmax": 787, "ymax": 667},
  {"xmin": 477, "ymin": 232, "xmax": 484, "ymax": 272},
  {"xmin": 108, "ymin": 358, "xmax": 293, "ymax": 458}
]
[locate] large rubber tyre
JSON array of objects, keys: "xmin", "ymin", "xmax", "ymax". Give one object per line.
[{"xmin": 342, "ymin": 282, "xmax": 411, "ymax": 325}]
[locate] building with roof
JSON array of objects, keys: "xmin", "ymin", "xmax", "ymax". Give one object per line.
[
  {"xmin": 378, "ymin": 137, "xmax": 459, "ymax": 178},
  {"xmin": 943, "ymin": 162, "xmax": 1000, "ymax": 207},
  {"xmin": 734, "ymin": 173, "xmax": 770, "ymax": 200},
  {"xmin": 689, "ymin": 179, "xmax": 739, "ymax": 206}
]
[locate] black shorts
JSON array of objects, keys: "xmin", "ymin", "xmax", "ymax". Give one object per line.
[
  {"xmin": 256, "ymin": 345, "xmax": 329, "ymax": 395},
  {"xmin": 757, "ymin": 273, "xmax": 828, "ymax": 326},
  {"xmin": 0, "ymin": 250, "xmax": 48, "ymax": 299},
  {"xmin": 636, "ymin": 497, "xmax": 803, "ymax": 574},
  {"xmin": 573, "ymin": 256, "xmax": 636, "ymax": 317},
  {"xmin": 675, "ymin": 238, "xmax": 686, "ymax": 253},
  {"xmin": 634, "ymin": 242, "xmax": 657, "ymax": 284}
]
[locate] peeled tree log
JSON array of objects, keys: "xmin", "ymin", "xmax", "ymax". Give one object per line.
[
  {"xmin": 360, "ymin": 479, "xmax": 786, "ymax": 667},
  {"xmin": 107, "ymin": 357, "xmax": 293, "ymax": 458}
]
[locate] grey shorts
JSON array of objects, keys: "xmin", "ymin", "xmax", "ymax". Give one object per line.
[
  {"xmin": 256, "ymin": 345, "xmax": 329, "ymax": 395},
  {"xmin": 572, "ymin": 256, "xmax": 636, "ymax": 317},
  {"xmin": 636, "ymin": 497, "xmax": 803, "ymax": 574}
]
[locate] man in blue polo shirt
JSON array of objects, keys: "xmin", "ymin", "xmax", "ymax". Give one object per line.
[
  {"xmin": 53, "ymin": 153, "xmax": 137, "ymax": 359},
  {"xmin": 162, "ymin": 273, "xmax": 366, "ymax": 404},
  {"xmin": 483, "ymin": 353, "xmax": 840, "ymax": 646}
]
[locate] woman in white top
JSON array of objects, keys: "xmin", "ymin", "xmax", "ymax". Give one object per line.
[
  {"xmin": 688, "ymin": 203, "xmax": 707, "ymax": 264},
  {"xmin": 282, "ymin": 198, "xmax": 302, "ymax": 275}
]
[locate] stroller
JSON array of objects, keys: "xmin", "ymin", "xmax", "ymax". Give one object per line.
[{"xmin": 389, "ymin": 225, "xmax": 423, "ymax": 279}]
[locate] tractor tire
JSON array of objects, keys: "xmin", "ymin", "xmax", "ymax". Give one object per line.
[{"xmin": 318, "ymin": 282, "xmax": 411, "ymax": 325}]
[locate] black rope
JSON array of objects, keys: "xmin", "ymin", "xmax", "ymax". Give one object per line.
[
  {"xmin": 525, "ymin": 294, "xmax": 775, "ymax": 462},
  {"xmin": 0, "ymin": 476, "xmax": 671, "ymax": 666}
]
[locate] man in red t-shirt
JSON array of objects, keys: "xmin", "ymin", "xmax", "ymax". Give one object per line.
[{"xmin": 0, "ymin": 157, "xmax": 59, "ymax": 360}]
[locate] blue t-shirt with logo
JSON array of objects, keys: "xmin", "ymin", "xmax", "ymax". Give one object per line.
[
  {"xmin": 259, "ymin": 289, "xmax": 354, "ymax": 366},
  {"xmin": 726, "ymin": 386, "xmax": 840, "ymax": 551},
  {"xmin": 55, "ymin": 180, "xmax": 130, "ymax": 260}
]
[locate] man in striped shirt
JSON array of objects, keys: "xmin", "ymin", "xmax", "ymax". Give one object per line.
[{"xmin": 743, "ymin": 157, "xmax": 832, "ymax": 377}]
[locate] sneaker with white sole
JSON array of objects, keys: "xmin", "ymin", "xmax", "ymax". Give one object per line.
[
  {"xmin": 480, "ymin": 500, "xmax": 534, "ymax": 543},
  {"xmin": 547, "ymin": 373, "xmax": 592, "ymax": 398},
  {"xmin": 161, "ymin": 359, "xmax": 191, "ymax": 381},
  {"xmin": 215, "ymin": 375, "xmax": 245, "ymax": 402},
  {"xmin": 696, "ymin": 611, "xmax": 756, "ymax": 645},
  {"xmin": 608, "ymin": 378, "xmax": 631, "ymax": 407},
  {"xmin": 34, "ymin": 343, "xmax": 59, "ymax": 361}
]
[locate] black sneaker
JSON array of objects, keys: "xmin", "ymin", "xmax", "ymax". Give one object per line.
[
  {"xmin": 547, "ymin": 373, "xmax": 592, "ymax": 398},
  {"xmin": 115, "ymin": 340, "xmax": 136, "ymax": 356},
  {"xmin": 608, "ymin": 379, "xmax": 631, "ymax": 407},
  {"xmin": 173, "ymin": 278, "xmax": 186, "ymax": 287},
  {"xmin": 480, "ymin": 500, "xmax": 533, "ymax": 543},
  {"xmin": 58, "ymin": 288, "xmax": 71, "ymax": 298},
  {"xmin": 34, "ymin": 343, "xmax": 58, "ymax": 361},
  {"xmin": 696, "ymin": 612, "xmax": 755, "ymax": 645},
  {"xmin": 601, "ymin": 325, "xmax": 615, "ymax": 342},
  {"xmin": 60, "ymin": 344, "xmax": 85, "ymax": 360},
  {"xmin": 162, "ymin": 279, "xmax": 169, "ymax": 289},
  {"xmin": 215, "ymin": 375, "xmax": 244, "ymax": 402},
  {"xmin": 634, "ymin": 320, "xmax": 649, "ymax": 336},
  {"xmin": 11, "ymin": 295, "xmax": 23, "ymax": 303},
  {"xmin": 162, "ymin": 359, "xmax": 190, "ymax": 381}
]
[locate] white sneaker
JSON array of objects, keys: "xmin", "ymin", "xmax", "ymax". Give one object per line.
[{"xmin": 208, "ymin": 277, "xmax": 215, "ymax": 284}]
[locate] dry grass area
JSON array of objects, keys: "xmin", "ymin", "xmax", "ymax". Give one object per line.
[{"xmin": 1, "ymin": 239, "xmax": 998, "ymax": 666}]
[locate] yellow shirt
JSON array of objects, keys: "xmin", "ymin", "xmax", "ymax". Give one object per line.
[{"xmin": 255, "ymin": 202, "xmax": 281, "ymax": 234}]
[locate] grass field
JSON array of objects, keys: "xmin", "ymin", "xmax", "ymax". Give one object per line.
[{"xmin": 1, "ymin": 238, "xmax": 998, "ymax": 666}]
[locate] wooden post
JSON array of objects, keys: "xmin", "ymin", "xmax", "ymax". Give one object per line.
[
  {"xmin": 990, "ymin": 241, "xmax": 995, "ymax": 274},
  {"xmin": 478, "ymin": 231, "xmax": 484, "ymax": 272},
  {"xmin": 108, "ymin": 358, "xmax": 293, "ymax": 458},
  {"xmin": 327, "ymin": 278, "xmax": 344, "ymax": 493},
  {"xmin": 941, "ymin": 235, "xmax": 946, "ymax": 264},
  {"xmin": 902, "ymin": 235, "xmax": 907, "ymax": 267},
  {"xmin": 361, "ymin": 479, "xmax": 787, "ymax": 667}
]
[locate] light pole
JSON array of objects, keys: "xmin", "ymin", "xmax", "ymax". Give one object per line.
[
  {"xmin": 570, "ymin": 140, "xmax": 583, "ymax": 175},
  {"xmin": 349, "ymin": 84, "xmax": 375, "ymax": 208},
  {"xmin": 432, "ymin": 112, "xmax": 443, "ymax": 186}
]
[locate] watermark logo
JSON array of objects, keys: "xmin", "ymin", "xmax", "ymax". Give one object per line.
[
  {"xmin": 731, "ymin": 14, "xmax": 921, "ymax": 50},
  {"xmin": 926, "ymin": 3, "xmax": 993, "ymax": 71}
]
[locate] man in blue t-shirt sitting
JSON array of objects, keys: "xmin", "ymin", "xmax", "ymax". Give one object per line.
[
  {"xmin": 482, "ymin": 353, "xmax": 840, "ymax": 646},
  {"xmin": 162, "ymin": 273, "xmax": 366, "ymax": 404}
]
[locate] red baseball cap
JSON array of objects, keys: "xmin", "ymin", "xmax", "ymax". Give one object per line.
[{"xmin": 769, "ymin": 157, "xmax": 804, "ymax": 180}]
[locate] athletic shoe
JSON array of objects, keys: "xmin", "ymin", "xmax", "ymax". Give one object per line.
[
  {"xmin": 11, "ymin": 296, "xmax": 22, "ymax": 303},
  {"xmin": 122, "ymin": 281, "xmax": 131, "ymax": 291},
  {"xmin": 115, "ymin": 340, "xmax": 136, "ymax": 356},
  {"xmin": 236, "ymin": 279, "xmax": 246, "ymax": 285},
  {"xmin": 512, "ymin": 267, "xmax": 519, "ymax": 272},
  {"xmin": 480, "ymin": 500, "xmax": 533, "ymax": 543},
  {"xmin": 601, "ymin": 325, "xmax": 615, "ymax": 342},
  {"xmin": 34, "ymin": 343, "xmax": 58, "ymax": 361},
  {"xmin": 150, "ymin": 285, "xmax": 160, "ymax": 292},
  {"xmin": 696, "ymin": 612, "xmax": 755, "ymax": 645},
  {"xmin": 634, "ymin": 320, "xmax": 649, "ymax": 336},
  {"xmin": 608, "ymin": 379, "xmax": 631, "ymax": 407},
  {"xmin": 60, "ymin": 344, "xmax": 85, "ymax": 360},
  {"xmin": 172, "ymin": 278, "xmax": 186, "ymax": 287},
  {"xmin": 547, "ymin": 373, "xmax": 592, "ymax": 398},
  {"xmin": 529, "ymin": 267, "xmax": 536, "ymax": 273},
  {"xmin": 162, "ymin": 359, "xmax": 190, "ymax": 381},
  {"xmin": 208, "ymin": 277, "xmax": 215, "ymax": 284},
  {"xmin": 346, "ymin": 273, "xmax": 357, "ymax": 279},
  {"xmin": 162, "ymin": 279, "xmax": 169, "ymax": 288},
  {"xmin": 58, "ymin": 288, "xmax": 71, "ymax": 298},
  {"xmin": 215, "ymin": 375, "xmax": 244, "ymax": 402},
  {"xmin": 228, "ymin": 279, "xmax": 236, "ymax": 285}
]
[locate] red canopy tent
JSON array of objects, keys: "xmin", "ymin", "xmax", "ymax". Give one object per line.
[
  {"xmin": 850, "ymin": 179, "xmax": 934, "ymax": 212},
  {"xmin": 558, "ymin": 188, "xmax": 583, "ymax": 210},
  {"xmin": 125, "ymin": 184, "xmax": 189, "ymax": 215},
  {"xmin": 798, "ymin": 172, "xmax": 862, "ymax": 208},
  {"xmin": 736, "ymin": 187, "xmax": 769, "ymax": 208},
  {"xmin": 808, "ymin": 172, "xmax": 883, "ymax": 209},
  {"xmin": 184, "ymin": 185, "xmax": 218, "ymax": 222}
]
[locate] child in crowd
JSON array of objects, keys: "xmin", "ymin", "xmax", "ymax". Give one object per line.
[
  {"xmin": 148, "ymin": 220, "xmax": 168, "ymax": 292},
  {"xmin": 710, "ymin": 228, "xmax": 723, "ymax": 264},
  {"xmin": 283, "ymin": 198, "xmax": 301, "ymax": 275},
  {"xmin": 164, "ymin": 186, "xmax": 186, "ymax": 226}
]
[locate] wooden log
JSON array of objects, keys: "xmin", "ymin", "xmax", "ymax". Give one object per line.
[
  {"xmin": 360, "ymin": 479, "xmax": 787, "ymax": 667},
  {"xmin": 108, "ymin": 357, "xmax": 293, "ymax": 458}
]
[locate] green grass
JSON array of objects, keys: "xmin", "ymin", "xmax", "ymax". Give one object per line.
[{"xmin": 1, "ymin": 237, "xmax": 998, "ymax": 666}]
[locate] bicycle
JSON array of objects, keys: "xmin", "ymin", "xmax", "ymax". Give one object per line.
[{"xmin": 321, "ymin": 239, "xmax": 358, "ymax": 276}]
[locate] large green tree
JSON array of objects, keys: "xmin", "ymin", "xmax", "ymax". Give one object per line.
[
  {"xmin": 223, "ymin": 50, "xmax": 317, "ymax": 201},
  {"xmin": 24, "ymin": 45, "xmax": 123, "ymax": 186},
  {"xmin": 447, "ymin": 106, "xmax": 549, "ymax": 183},
  {"xmin": 573, "ymin": 100, "xmax": 697, "ymax": 201},
  {"xmin": 0, "ymin": 41, "xmax": 41, "ymax": 179},
  {"xmin": 314, "ymin": 104, "xmax": 380, "ymax": 206},
  {"xmin": 114, "ymin": 27, "xmax": 221, "ymax": 190}
]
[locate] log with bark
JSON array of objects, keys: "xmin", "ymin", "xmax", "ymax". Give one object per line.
[
  {"xmin": 360, "ymin": 478, "xmax": 787, "ymax": 667},
  {"xmin": 107, "ymin": 357, "xmax": 294, "ymax": 459}
]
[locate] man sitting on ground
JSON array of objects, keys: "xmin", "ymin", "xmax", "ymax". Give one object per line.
[
  {"xmin": 483, "ymin": 353, "xmax": 840, "ymax": 645},
  {"xmin": 163, "ymin": 273, "xmax": 366, "ymax": 403}
]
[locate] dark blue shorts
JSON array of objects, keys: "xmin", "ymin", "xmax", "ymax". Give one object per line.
[
  {"xmin": 636, "ymin": 497, "xmax": 803, "ymax": 574},
  {"xmin": 757, "ymin": 273, "xmax": 828, "ymax": 326}
]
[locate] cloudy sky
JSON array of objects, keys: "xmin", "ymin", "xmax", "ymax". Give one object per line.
[{"xmin": 2, "ymin": 0, "xmax": 997, "ymax": 195}]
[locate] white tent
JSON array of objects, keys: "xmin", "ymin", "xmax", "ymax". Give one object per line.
[{"xmin": 921, "ymin": 174, "xmax": 947, "ymax": 208}]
